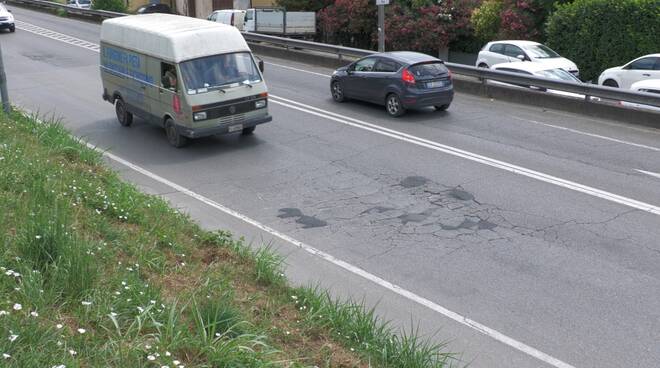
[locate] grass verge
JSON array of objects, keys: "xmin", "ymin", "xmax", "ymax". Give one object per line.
[{"xmin": 0, "ymin": 111, "xmax": 456, "ymax": 367}]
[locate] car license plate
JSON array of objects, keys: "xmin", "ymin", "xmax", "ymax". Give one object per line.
[
  {"xmin": 426, "ymin": 81, "xmax": 445, "ymax": 88},
  {"xmin": 228, "ymin": 124, "xmax": 243, "ymax": 133}
]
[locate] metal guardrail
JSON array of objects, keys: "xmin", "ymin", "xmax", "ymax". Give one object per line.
[
  {"xmin": 8, "ymin": 0, "xmax": 660, "ymax": 108},
  {"xmin": 7, "ymin": 0, "xmax": 124, "ymax": 20}
]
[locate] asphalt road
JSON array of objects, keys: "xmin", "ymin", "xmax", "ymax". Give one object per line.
[{"xmin": 3, "ymin": 7, "xmax": 660, "ymax": 368}]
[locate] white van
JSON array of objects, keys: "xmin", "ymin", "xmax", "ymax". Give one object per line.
[
  {"xmin": 207, "ymin": 9, "xmax": 246, "ymax": 31},
  {"xmin": 100, "ymin": 14, "xmax": 271, "ymax": 147}
]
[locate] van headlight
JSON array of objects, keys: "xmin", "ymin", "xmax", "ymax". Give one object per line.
[
  {"xmin": 255, "ymin": 100, "xmax": 266, "ymax": 109},
  {"xmin": 193, "ymin": 112, "xmax": 207, "ymax": 121}
]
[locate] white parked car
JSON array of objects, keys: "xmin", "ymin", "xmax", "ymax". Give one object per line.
[
  {"xmin": 476, "ymin": 40, "xmax": 579, "ymax": 78},
  {"xmin": 66, "ymin": 0, "xmax": 92, "ymax": 9},
  {"xmin": 0, "ymin": 3, "xmax": 15, "ymax": 33},
  {"xmin": 490, "ymin": 62, "xmax": 584, "ymax": 98},
  {"xmin": 598, "ymin": 54, "xmax": 660, "ymax": 89},
  {"xmin": 620, "ymin": 79, "xmax": 660, "ymax": 112},
  {"xmin": 207, "ymin": 9, "xmax": 246, "ymax": 31}
]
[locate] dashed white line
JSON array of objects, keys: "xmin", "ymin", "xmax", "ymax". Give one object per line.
[
  {"xmin": 265, "ymin": 61, "xmax": 332, "ymax": 78},
  {"xmin": 636, "ymin": 169, "xmax": 660, "ymax": 180},
  {"xmin": 513, "ymin": 117, "xmax": 660, "ymax": 152}
]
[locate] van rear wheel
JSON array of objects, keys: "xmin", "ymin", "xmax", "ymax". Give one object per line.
[
  {"xmin": 115, "ymin": 98, "xmax": 133, "ymax": 127},
  {"xmin": 165, "ymin": 119, "xmax": 187, "ymax": 148},
  {"xmin": 241, "ymin": 126, "xmax": 256, "ymax": 135}
]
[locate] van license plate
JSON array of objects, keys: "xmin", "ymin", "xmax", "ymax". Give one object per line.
[
  {"xmin": 426, "ymin": 81, "xmax": 445, "ymax": 88},
  {"xmin": 228, "ymin": 124, "xmax": 243, "ymax": 133}
]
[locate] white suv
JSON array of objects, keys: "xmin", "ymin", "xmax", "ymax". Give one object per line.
[
  {"xmin": 598, "ymin": 54, "xmax": 660, "ymax": 89},
  {"xmin": 476, "ymin": 40, "xmax": 579, "ymax": 78}
]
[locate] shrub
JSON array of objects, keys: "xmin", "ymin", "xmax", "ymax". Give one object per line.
[
  {"xmin": 275, "ymin": 0, "xmax": 333, "ymax": 12},
  {"xmin": 318, "ymin": 0, "xmax": 376, "ymax": 48},
  {"xmin": 546, "ymin": 0, "xmax": 660, "ymax": 82},
  {"xmin": 92, "ymin": 0, "xmax": 126, "ymax": 13},
  {"xmin": 471, "ymin": 0, "xmax": 503, "ymax": 41},
  {"xmin": 385, "ymin": 0, "xmax": 479, "ymax": 56}
]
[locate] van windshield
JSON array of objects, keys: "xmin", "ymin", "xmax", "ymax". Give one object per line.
[{"xmin": 180, "ymin": 52, "xmax": 261, "ymax": 94}]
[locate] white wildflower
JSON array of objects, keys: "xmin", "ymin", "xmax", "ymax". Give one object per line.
[
  {"xmin": 77, "ymin": 328, "xmax": 86, "ymax": 334},
  {"xmin": 147, "ymin": 355, "xmax": 156, "ymax": 361},
  {"xmin": 69, "ymin": 349, "xmax": 77, "ymax": 356},
  {"xmin": 56, "ymin": 324, "xmax": 63, "ymax": 329},
  {"xmin": 8, "ymin": 334, "xmax": 18, "ymax": 342},
  {"xmin": 30, "ymin": 311, "xmax": 39, "ymax": 317},
  {"xmin": 12, "ymin": 304, "xmax": 21, "ymax": 311},
  {"xmin": 81, "ymin": 301, "xmax": 92, "ymax": 306},
  {"xmin": 2, "ymin": 353, "xmax": 10, "ymax": 359}
]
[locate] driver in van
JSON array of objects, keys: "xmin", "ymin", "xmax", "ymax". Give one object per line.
[{"xmin": 162, "ymin": 65, "xmax": 177, "ymax": 91}]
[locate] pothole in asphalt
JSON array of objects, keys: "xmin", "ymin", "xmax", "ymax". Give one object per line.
[
  {"xmin": 400, "ymin": 176, "xmax": 429, "ymax": 188},
  {"xmin": 278, "ymin": 208, "xmax": 327, "ymax": 229}
]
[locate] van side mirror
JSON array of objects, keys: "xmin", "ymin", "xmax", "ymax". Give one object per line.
[{"xmin": 258, "ymin": 59, "xmax": 264, "ymax": 73}]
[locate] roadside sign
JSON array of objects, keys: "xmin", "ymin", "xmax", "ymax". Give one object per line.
[{"xmin": 376, "ymin": 0, "xmax": 390, "ymax": 5}]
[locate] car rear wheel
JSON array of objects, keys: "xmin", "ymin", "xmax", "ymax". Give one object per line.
[
  {"xmin": 331, "ymin": 81, "xmax": 346, "ymax": 102},
  {"xmin": 9, "ymin": 26, "xmax": 15, "ymax": 33},
  {"xmin": 478, "ymin": 63, "xmax": 488, "ymax": 68},
  {"xmin": 603, "ymin": 79, "xmax": 619, "ymax": 88},
  {"xmin": 165, "ymin": 119, "xmax": 187, "ymax": 148},
  {"xmin": 434, "ymin": 104, "xmax": 450, "ymax": 111},
  {"xmin": 386, "ymin": 94, "xmax": 405, "ymax": 117},
  {"xmin": 115, "ymin": 98, "xmax": 133, "ymax": 127}
]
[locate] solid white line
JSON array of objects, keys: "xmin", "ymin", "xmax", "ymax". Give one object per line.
[
  {"xmin": 513, "ymin": 117, "xmax": 660, "ymax": 152},
  {"xmin": 265, "ymin": 61, "xmax": 332, "ymax": 78},
  {"xmin": 88, "ymin": 144, "xmax": 575, "ymax": 368},
  {"xmin": 269, "ymin": 95, "xmax": 660, "ymax": 216},
  {"xmin": 636, "ymin": 169, "xmax": 660, "ymax": 180}
]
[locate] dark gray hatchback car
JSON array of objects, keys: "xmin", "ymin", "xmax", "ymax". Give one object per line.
[{"xmin": 330, "ymin": 51, "xmax": 453, "ymax": 117}]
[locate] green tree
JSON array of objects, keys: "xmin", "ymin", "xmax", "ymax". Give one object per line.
[
  {"xmin": 471, "ymin": 0, "xmax": 503, "ymax": 41},
  {"xmin": 92, "ymin": 0, "xmax": 126, "ymax": 12},
  {"xmin": 546, "ymin": 0, "xmax": 660, "ymax": 81}
]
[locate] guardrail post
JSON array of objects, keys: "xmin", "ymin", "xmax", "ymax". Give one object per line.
[{"xmin": 0, "ymin": 42, "xmax": 10, "ymax": 113}]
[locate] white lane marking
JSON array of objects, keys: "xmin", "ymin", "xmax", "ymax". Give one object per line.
[
  {"xmin": 14, "ymin": 24, "xmax": 579, "ymax": 367},
  {"xmin": 15, "ymin": 20, "xmax": 100, "ymax": 52},
  {"xmin": 88, "ymin": 145, "xmax": 576, "ymax": 368},
  {"xmin": 265, "ymin": 61, "xmax": 332, "ymax": 78},
  {"xmin": 513, "ymin": 117, "xmax": 660, "ymax": 152},
  {"xmin": 636, "ymin": 169, "xmax": 660, "ymax": 180},
  {"xmin": 269, "ymin": 95, "xmax": 660, "ymax": 216}
]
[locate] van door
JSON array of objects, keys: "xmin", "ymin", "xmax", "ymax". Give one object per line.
[
  {"xmin": 244, "ymin": 9, "xmax": 255, "ymax": 32},
  {"xmin": 101, "ymin": 45, "xmax": 151, "ymax": 118},
  {"xmin": 157, "ymin": 62, "xmax": 181, "ymax": 123}
]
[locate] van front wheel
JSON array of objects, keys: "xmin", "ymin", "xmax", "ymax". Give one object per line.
[
  {"xmin": 115, "ymin": 98, "xmax": 133, "ymax": 127},
  {"xmin": 165, "ymin": 119, "xmax": 188, "ymax": 148},
  {"xmin": 241, "ymin": 126, "xmax": 255, "ymax": 135}
]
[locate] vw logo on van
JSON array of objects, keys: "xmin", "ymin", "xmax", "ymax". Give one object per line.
[{"xmin": 229, "ymin": 106, "xmax": 236, "ymax": 114}]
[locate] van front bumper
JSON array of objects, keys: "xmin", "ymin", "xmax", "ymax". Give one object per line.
[{"xmin": 178, "ymin": 114, "xmax": 272, "ymax": 138}]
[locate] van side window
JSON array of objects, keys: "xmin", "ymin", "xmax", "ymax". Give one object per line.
[
  {"xmin": 161, "ymin": 63, "xmax": 178, "ymax": 92},
  {"xmin": 245, "ymin": 10, "xmax": 253, "ymax": 21}
]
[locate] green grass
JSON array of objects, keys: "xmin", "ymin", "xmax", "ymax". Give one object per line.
[{"xmin": 0, "ymin": 111, "xmax": 456, "ymax": 367}]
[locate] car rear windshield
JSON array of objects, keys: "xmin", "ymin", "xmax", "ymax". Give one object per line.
[
  {"xmin": 180, "ymin": 52, "xmax": 261, "ymax": 94},
  {"xmin": 409, "ymin": 62, "xmax": 448, "ymax": 78},
  {"xmin": 523, "ymin": 45, "xmax": 560, "ymax": 59}
]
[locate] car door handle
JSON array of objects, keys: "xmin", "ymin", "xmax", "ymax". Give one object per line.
[{"xmin": 642, "ymin": 73, "xmax": 651, "ymax": 77}]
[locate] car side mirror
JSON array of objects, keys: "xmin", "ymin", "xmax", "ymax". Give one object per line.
[{"xmin": 516, "ymin": 54, "xmax": 525, "ymax": 61}]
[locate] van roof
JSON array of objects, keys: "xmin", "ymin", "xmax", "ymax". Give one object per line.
[{"xmin": 100, "ymin": 14, "xmax": 251, "ymax": 63}]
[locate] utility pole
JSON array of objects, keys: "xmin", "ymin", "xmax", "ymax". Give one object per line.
[
  {"xmin": 0, "ymin": 41, "xmax": 9, "ymax": 113},
  {"xmin": 376, "ymin": 0, "xmax": 389, "ymax": 52}
]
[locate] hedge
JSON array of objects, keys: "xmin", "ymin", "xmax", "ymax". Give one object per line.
[{"xmin": 546, "ymin": 0, "xmax": 660, "ymax": 82}]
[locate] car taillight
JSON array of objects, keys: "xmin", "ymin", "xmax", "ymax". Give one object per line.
[
  {"xmin": 172, "ymin": 95, "xmax": 181, "ymax": 114},
  {"xmin": 402, "ymin": 68, "xmax": 416, "ymax": 85},
  {"xmin": 447, "ymin": 69, "xmax": 452, "ymax": 80}
]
